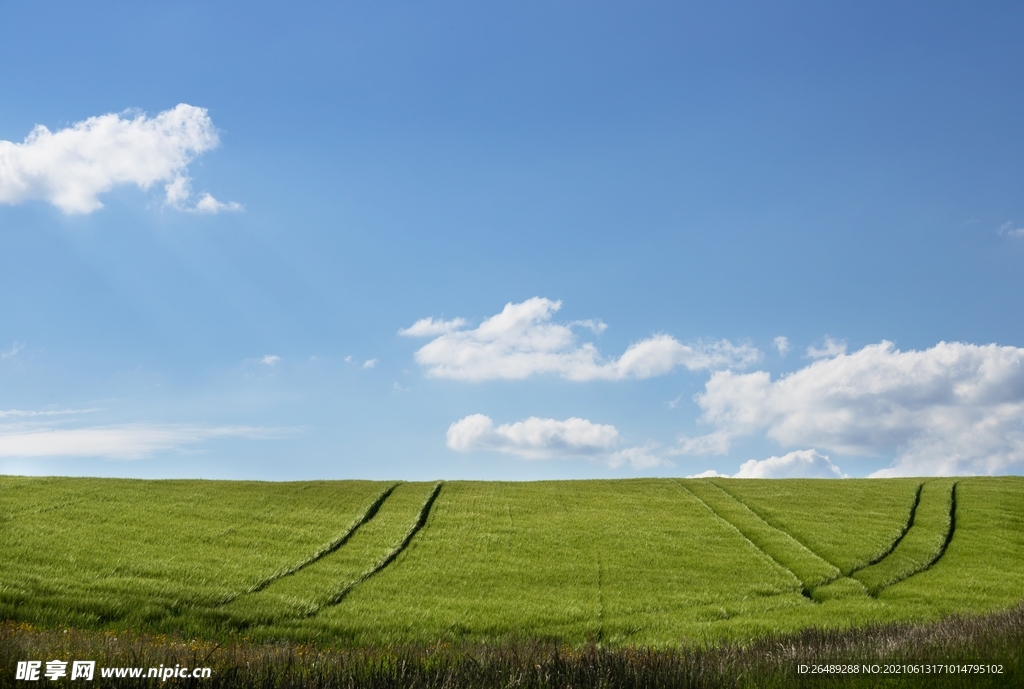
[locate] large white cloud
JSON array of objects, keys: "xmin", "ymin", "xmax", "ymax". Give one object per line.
[
  {"xmin": 692, "ymin": 341, "xmax": 1024, "ymax": 476},
  {"xmin": 401, "ymin": 298, "xmax": 759, "ymax": 382},
  {"xmin": 0, "ymin": 104, "xmax": 240, "ymax": 214}
]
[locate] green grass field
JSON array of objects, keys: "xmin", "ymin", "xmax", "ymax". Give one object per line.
[{"xmin": 1, "ymin": 475, "xmax": 1022, "ymax": 648}]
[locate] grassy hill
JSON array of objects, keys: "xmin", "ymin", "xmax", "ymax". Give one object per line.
[{"xmin": 1, "ymin": 476, "xmax": 1022, "ymax": 647}]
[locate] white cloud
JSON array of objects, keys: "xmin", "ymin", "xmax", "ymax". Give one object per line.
[
  {"xmin": 998, "ymin": 222, "xmax": 1024, "ymax": 238},
  {"xmin": 695, "ymin": 340, "xmax": 1024, "ymax": 476},
  {"xmin": 733, "ymin": 449, "xmax": 847, "ymax": 478},
  {"xmin": 0, "ymin": 424, "xmax": 272, "ymax": 459},
  {"xmin": 447, "ymin": 414, "xmax": 620, "ymax": 459},
  {"xmin": 609, "ymin": 444, "xmax": 671, "ymax": 469},
  {"xmin": 670, "ymin": 430, "xmax": 732, "ymax": 456},
  {"xmin": 362, "ymin": 358, "xmax": 378, "ymax": 369},
  {"xmin": 806, "ymin": 337, "xmax": 846, "ymax": 359},
  {"xmin": 403, "ymin": 298, "xmax": 760, "ymax": 381},
  {"xmin": 261, "ymin": 354, "xmax": 281, "ymax": 366},
  {"xmin": 398, "ymin": 317, "xmax": 468, "ymax": 337},
  {"xmin": 446, "ymin": 413, "xmax": 671, "ymax": 468},
  {"xmin": 1, "ymin": 342, "xmax": 24, "ymax": 360},
  {"xmin": 774, "ymin": 336, "xmax": 789, "ymax": 356},
  {"xmin": 0, "ymin": 104, "xmax": 240, "ymax": 214}
]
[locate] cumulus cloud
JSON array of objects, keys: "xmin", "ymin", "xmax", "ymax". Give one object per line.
[
  {"xmin": 362, "ymin": 359, "xmax": 379, "ymax": 369},
  {"xmin": 694, "ymin": 340, "xmax": 1024, "ymax": 476},
  {"xmin": 402, "ymin": 298, "xmax": 759, "ymax": 381},
  {"xmin": 0, "ymin": 104, "xmax": 240, "ymax": 214},
  {"xmin": 447, "ymin": 414, "xmax": 620, "ymax": 459},
  {"xmin": 261, "ymin": 354, "xmax": 281, "ymax": 366},
  {"xmin": 774, "ymin": 336, "xmax": 790, "ymax": 356},
  {"xmin": 0, "ymin": 424, "xmax": 272, "ymax": 459},
  {"xmin": 446, "ymin": 413, "xmax": 671, "ymax": 468}
]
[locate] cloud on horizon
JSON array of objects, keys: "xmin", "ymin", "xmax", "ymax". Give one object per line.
[
  {"xmin": 688, "ymin": 340, "xmax": 1024, "ymax": 477},
  {"xmin": 688, "ymin": 449, "xmax": 846, "ymax": 479},
  {"xmin": 402, "ymin": 298, "xmax": 760, "ymax": 382},
  {"xmin": 0, "ymin": 104, "xmax": 240, "ymax": 214}
]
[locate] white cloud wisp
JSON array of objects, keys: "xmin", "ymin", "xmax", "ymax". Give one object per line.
[
  {"xmin": 0, "ymin": 104, "xmax": 240, "ymax": 214},
  {"xmin": 693, "ymin": 340, "xmax": 1024, "ymax": 476},
  {"xmin": 402, "ymin": 298, "xmax": 759, "ymax": 382},
  {"xmin": 0, "ymin": 424, "xmax": 273, "ymax": 459}
]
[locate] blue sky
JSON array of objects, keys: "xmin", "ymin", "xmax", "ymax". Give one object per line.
[{"xmin": 2, "ymin": 1, "xmax": 1024, "ymax": 480}]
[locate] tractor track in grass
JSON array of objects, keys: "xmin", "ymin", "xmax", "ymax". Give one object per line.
[
  {"xmin": 675, "ymin": 481, "xmax": 815, "ymax": 601},
  {"xmin": 854, "ymin": 481, "xmax": 958, "ymax": 597},
  {"xmin": 314, "ymin": 481, "xmax": 443, "ymax": 614},
  {"xmin": 848, "ymin": 482, "xmax": 924, "ymax": 577},
  {"xmin": 228, "ymin": 482, "xmax": 400, "ymax": 602},
  {"xmin": 703, "ymin": 481, "xmax": 848, "ymax": 586}
]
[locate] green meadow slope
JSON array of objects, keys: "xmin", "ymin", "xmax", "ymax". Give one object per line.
[{"xmin": 1, "ymin": 476, "xmax": 1022, "ymax": 647}]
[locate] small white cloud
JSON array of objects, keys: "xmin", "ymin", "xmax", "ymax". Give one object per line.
[
  {"xmin": 569, "ymin": 319, "xmax": 608, "ymax": 334},
  {"xmin": 193, "ymin": 192, "xmax": 242, "ymax": 214},
  {"xmin": 774, "ymin": 336, "xmax": 790, "ymax": 356},
  {"xmin": 398, "ymin": 317, "xmax": 469, "ymax": 337},
  {"xmin": 806, "ymin": 338, "xmax": 846, "ymax": 359},
  {"xmin": 0, "ymin": 104, "xmax": 240, "ymax": 214},
  {"xmin": 1, "ymin": 342, "xmax": 24, "ymax": 360},
  {"xmin": 393, "ymin": 382, "xmax": 409, "ymax": 392},
  {"xmin": 998, "ymin": 221, "xmax": 1024, "ymax": 238},
  {"xmin": 261, "ymin": 354, "xmax": 281, "ymax": 366},
  {"xmin": 733, "ymin": 449, "xmax": 847, "ymax": 479},
  {"xmin": 362, "ymin": 359, "xmax": 378, "ymax": 369},
  {"xmin": 446, "ymin": 413, "xmax": 669, "ymax": 469},
  {"xmin": 447, "ymin": 413, "xmax": 620, "ymax": 459},
  {"xmin": 344, "ymin": 355, "xmax": 354, "ymax": 363},
  {"xmin": 0, "ymin": 424, "xmax": 274, "ymax": 459},
  {"xmin": 667, "ymin": 394, "xmax": 683, "ymax": 410},
  {"xmin": 403, "ymin": 298, "xmax": 760, "ymax": 381}
]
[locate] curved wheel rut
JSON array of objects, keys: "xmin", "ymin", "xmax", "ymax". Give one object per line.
[
  {"xmin": 316, "ymin": 481, "xmax": 443, "ymax": 613},
  {"xmin": 852, "ymin": 480, "xmax": 957, "ymax": 596}
]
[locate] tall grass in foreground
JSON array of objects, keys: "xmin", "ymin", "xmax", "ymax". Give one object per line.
[{"xmin": 2, "ymin": 605, "xmax": 1021, "ymax": 688}]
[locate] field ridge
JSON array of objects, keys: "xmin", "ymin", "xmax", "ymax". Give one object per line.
[{"xmin": 318, "ymin": 481, "xmax": 444, "ymax": 613}]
